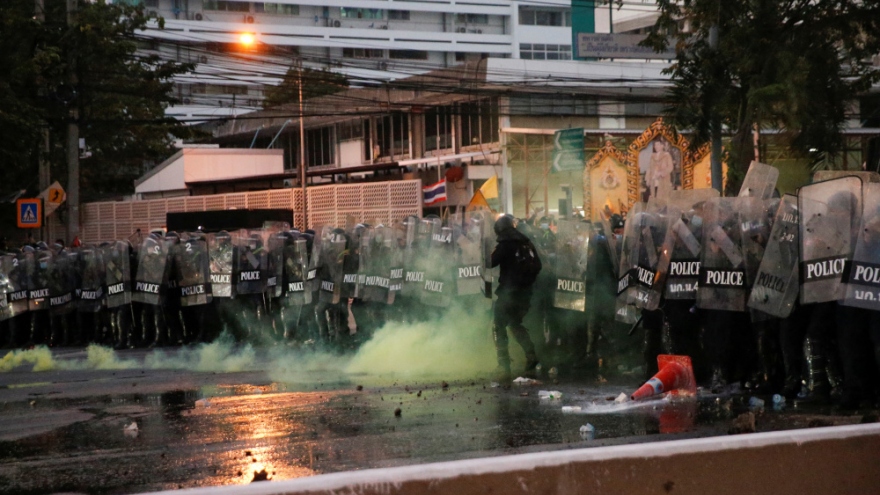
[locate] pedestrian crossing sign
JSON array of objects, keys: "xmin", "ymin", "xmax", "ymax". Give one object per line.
[{"xmin": 16, "ymin": 198, "xmax": 42, "ymax": 229}]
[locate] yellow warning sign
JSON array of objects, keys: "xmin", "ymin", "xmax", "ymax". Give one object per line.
[{"xmin": 38, "ymin": 181, "xmax": 66, "ymax": 217}]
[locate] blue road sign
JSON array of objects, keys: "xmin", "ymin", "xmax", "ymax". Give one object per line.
[{"xmin": 16, "ymin": 199, "xmax": 42, "ymax": 229}]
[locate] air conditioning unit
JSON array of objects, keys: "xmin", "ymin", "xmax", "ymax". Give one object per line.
[
  {"xmin": 283, "ymin": 179, "xmax": 295, "ymax": 187},
  {"xmin": 182, "ymin": 97, "xmax": 192, "ymax": 104},
  {"xmin": 245, "ymin": 15, "xmax": 255, "ymax": 24},
  {"xmin": 378, "ymin": 61, "xmax": 388, "ymax": 71},
  {"xmin": 198, "ymin": 55, "xmax": 208, "ymax": 63},
  {"xmin": 476, "ymin": 29, "xmax": 483, "ymax": 34},
  {"xmin": 148, "ymin": 10, "xmax": 158, "ymax": 18},
  {"xmin": 456, "ymin": 27, "xmax": 466, "ymax": 33},
  {"xmin": 193, "ymin": 12, "xmax": 203, "ymax": 21},
  {"xmin": 380, "ymin": 25, "xmax": 388, "ymax": 30},
  {"xmin": 333, "ymin": 19, "xmax": 341, "ymax": 27}
]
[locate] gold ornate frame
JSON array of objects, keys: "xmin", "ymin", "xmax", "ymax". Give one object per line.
[
  {"xmin": 582, "ymin": 140, "xmax": 628, "ymax": 220},
  {"xmin": 626, "ymin": 118, "xmax": 691, "ymax": 204}
]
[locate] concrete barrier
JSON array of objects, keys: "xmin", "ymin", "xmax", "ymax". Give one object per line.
[{"xmin": 152, "ymin": 423, "xmax": 880, "ymax": 495}]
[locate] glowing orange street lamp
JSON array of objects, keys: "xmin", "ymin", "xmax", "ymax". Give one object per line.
[{"xmin": 239, "ymin": 33, "xmax": 255, "ymax": 46}]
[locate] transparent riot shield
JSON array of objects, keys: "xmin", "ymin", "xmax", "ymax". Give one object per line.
[
  {"xmin": 799, "ymin": 176, "xmax": 863, "ymax": 304},
  {"xmin": 453, "ymin": 213, "xmax": 484, "ymax": 296},
  {"xmin": 27, "ymin": 249, "xmax": 53, "ymax": 311},
  {"xmin": 283, "ymin": 235, "xmax": 309, "ymax": 306},
  {"xmin": 49, "ymin": 251, "xmax": 76, "ymax": 316},
  {"xmin": 842, "ymin": 182, "xmax": 880, "ymax": 310},
  {"xmin": 208, "ymin": 232, "xmax": 234, "ymax": 299},
  {"xmin": 421, "ymin": 220, "xmax": 454, "ymax": 307},
  {"xmin": 599, "ymin": 211, "xmax": 620, "ymax": 275},
  {"xmin": 132, "ymin": 233, "xmax": 168, "ymax": 305},
  {"xmin": 360, "ymin": 226, "xmax": 392, "ymax": 304},
  {"xmin": 738, "ymin": 161, "xmax": 780, "ymax": 199},
  {"xmin": 234, "ymin": 229, "xmax": 267, "ymax": 296},
  {"xmin": 400, "ymin": 217, "xmax": 423, "ymax": 299},
  {"xmin": 0, "ymin": 253, "xmax": 30, "ymax": 320},
  {"xmin": 553, "ymin": 220, "xmax": 591, "ymax": 311},
  {"xmin": 387, "ymin": 224, "xmax": 405, "ymax": 304},
  {"xmin": 303, "ymin": 231, "xmax": 320, "ymax": 297},
  {"xmin": 316, "ymin": 231, "xmax": 345, "ymax": 305},
  {"xmin": 696, "ymin": 197, "xmax": 762, "ymax": 312},
  {"xmin": 173, "ymin": 236, "xmax": 211, "ymax": 307},
  {"xmin": 77, "ymin": 247, "xmax": 105, "ymax": 313},
  {"xmin": 340, "ymin": 226, "xmax": 364, "ymax": 300},
  {"xmin": 748, "ymin": 195, "xmax": 800, "ymax": 318},
  {"xmin": 662, "ymin": 189, "xmax": 719, "ymax": 300},
  {"xmin": 265, "ymin": 232, "xmax": 285, "ymax": 299},
  {"xmin": 813, "ymin": 171, "xmax": 880, "ymax": 184},
  {"xmin": 103, "ymin": 241, "xmax": 132, "ymax": 309},
  {"xmin": 479, "ymin": 211, "xmax": 498, "ymax": 298},
  {"xmin": 616, "ymin": 201, "xmax": 675, "ymax": 313}
]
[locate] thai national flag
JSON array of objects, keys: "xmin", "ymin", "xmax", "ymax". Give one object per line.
[{"xmin": 423, "ymin": 179, "xmax": 447, "ymax": 206}]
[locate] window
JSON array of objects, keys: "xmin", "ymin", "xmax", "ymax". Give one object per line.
[
  {"xmin": 456, "ymin": 14, "xmax": 489, "ymax": 25},
  {"xmin": 389, "ymin": 50, "xmax": 428, "ymax": 60},
  {"xmin": 340, "ymin": 8, "xmax": 383, "ymax": 19},
  {"xmin": 343, "ymin": 48, "xmax": 384, "ymax": 59},
  {"xmin": 624, "ymin": 101, "xmax": 666, "ymax": 117},
  {"xmin": 254, "ymin": 3, "xmax": 299, "ymax": 15},
  {"xmin": 338, "ymin": 120, "xmax": 364, "ymax": 141},
  {"xmin": 144, "ymin": 0, "xmax": 159, "ymax": 8},
  {"xmin": 203, "ymin": 1, "xmax": 250, "ymax": 12},
  {"xmin": 460, "ymin": 99, "xmax": 499, "ymax": 147},
  {"xmin": 509, "ymin": 95, "xmax": 597, "ymax": 116},
  {"xmin": 388, "ymin": 10, "xmax": 410, "ymax": 21},
  {"xmin": 519, "ymin": 43, "xmax": 572, "ymax": 60},
  {"xmin": 305, "ymin": 126, "xmax": 335, "ymax": 167},
  {"xmin": 425, "ymin": 106, "xmax": 454, "ymax": 152},
  {"xmin": 519, "ymin": 7, "xmax": 571, "ymax": 27}
]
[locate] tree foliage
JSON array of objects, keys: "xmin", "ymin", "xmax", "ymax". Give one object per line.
[
  {"xmin": 262, "ymin": 66, "xmax": 350, "ymax": 109},
  {"xmin": 0, "ymin": 0, "xmax": 195, "ymax": 201},
  {"xmin": 644, "ymin": 0, "xmax": 880, "ymax": 188}
]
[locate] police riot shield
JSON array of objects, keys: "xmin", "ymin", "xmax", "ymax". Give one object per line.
[
  {"xmin": 0, "ymin": 253, "xmax": 29, "ymax": 321},
  {"xmin": 27, "ymin": 249, "xmax": 53, "ymax": 311},
  {"xmin": 340, "ymin": 226, "xmax": 364, "ymax": 300},
  {"xmin": 103, "ymin": 241, "xmax": 132, "ymax": 309},
  {"xmin": 133, "ymin": 234, "xmax": 168, "ymax": 305},
  {"xmin": 304, "ymin": 231, "xmax": 320, "ymax": 297},
  {"xmin": 599, "ymin": 211, "xmax": 620, "ymax": 275},
  {"xmin": 662, "ymin": 189, "xmax": 719, "ymax": 300},
  {"xmin": 616, "ymin": 201, "xmax": 675, "ymax": 312},
  {"xmin": 265, "ymin": 232, "xmax": 285, "ymax": 299},
  {"xmin": 798, "ymin": 176, "xmax": 863, "ymax": 304},
  {"xmin": 208, "ymin": 231, "xmax": 234, "ymax": 299},
  {"xmin": 315, "ymin": 230, "xmax": 345, "ymax": 305},
  {"xmin": 283, "ymin": 234, "xmax": 310, "ymax": 306},
  {"xmin": 479, "ymin": 212, "xmax": 498, "ymax": 297},
  {"xmin": 400, "ymin": 217, "xmax": 423, "ymax": 299},
  {"xmin": 77, "ymin": 247, "xmax": 105, "ymax": 313},
  {"xmin": 387, "ymin": 224, "xmax": 405, "ymax": 304},
  {"xmin": 842, "ymin": 182, "xmax": 880, "ymax": 310},
  {"xmin": 234, "ymin": 230, "xmax": 267, "ymax": 296},
  {"xmin": 359, "ymin": 226, "xmax": 392, "ymax": 304},
  {"xmin": 173, "ymin": 235, "xmax": 211, "ymax": 307},
  {"xmin": 748, "ymin": 195, "xmax": 800, "ymax": 318},
  {"xmin": 48, "ymin": 251, "xmax": 76, "ymax": 315},
  {"xmin": 813, "ymin": 171, "xmax": 880, "ymax": 184},
  {"xmin": 553, "ymin": 220, "xmax": 591, "ymax": 311},
  {"xmin": 421, "ymin": 220, "xmax": 454, "ymax": 307},
  {"xmin": 738, "ymin": 161, "xmax": 780, "ymax": 199},
  {"xmin": 452, "ymin": 213, "xmax": 484, "ymax": 296},
  {"xmin": 696, "ymin": 197, "xmax": 763, "ymax": 312}
]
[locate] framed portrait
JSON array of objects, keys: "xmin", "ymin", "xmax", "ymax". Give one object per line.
[{"xmin": 582, "ymin": 141, "xmax": 629, "ymax": 221}]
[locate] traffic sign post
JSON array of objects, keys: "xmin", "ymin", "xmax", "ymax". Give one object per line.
[
  {"xmin": 38, "ymin": 180, "xmax": 66, "ymax": 217},
  {"xmin": 16, "ymin": 199, "xmax": 43, "ymax": 229},
  {"xmin": 552, "ymin": 128, "xmax": 585, "ymax": 172}
]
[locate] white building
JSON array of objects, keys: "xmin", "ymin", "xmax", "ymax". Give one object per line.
[{"xmin": 130, "ymin": 0, "xmax": 608, "ymax": 121}]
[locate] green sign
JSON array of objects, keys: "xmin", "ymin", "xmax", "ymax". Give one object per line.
[
  {"xmin": 552, "ymin": 128, "xmax": 585, "ymax": 172},
  {"xmin": 571, "ymin": 0, "xmax": 596, "ymax": 59}
]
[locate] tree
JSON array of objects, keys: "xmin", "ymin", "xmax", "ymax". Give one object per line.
[
  {"xmin": 262, "ymin": 66, "xmax": 349, "ymax": 109},
  {"xmin": 644, "ymin": 0, "xmax": 880, "ymax": 191},
  {"xmin": 0, "ymin": 0, "xmax": 195, "ymax": 202}
]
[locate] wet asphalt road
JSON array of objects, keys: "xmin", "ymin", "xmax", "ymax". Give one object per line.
[{"xmin": 0, "ymin": 347, "xmax": 875, "ymax": 494}]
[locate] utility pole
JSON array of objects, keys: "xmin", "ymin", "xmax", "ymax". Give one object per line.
[
  {"xmin": 708, "ymin": 20, "xmax": 723, "ymax": 194},
  {"xmin": 35, "ymin": 0, "xmax": 51, "ymax": 241},
  {"xmin": 298, "ymin": 57, "xmax": 307, "ymax": 229},
  {"xmin": 66, "ymin": 0, "xmax": 80, "ymax": 242}
]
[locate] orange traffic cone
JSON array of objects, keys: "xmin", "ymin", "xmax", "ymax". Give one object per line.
[{"xmin": 631, "ymin": 354, "xmax": 697, "ymax": 400}]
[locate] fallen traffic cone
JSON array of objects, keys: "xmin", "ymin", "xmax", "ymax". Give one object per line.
[{"xmin": 631, "ymin": 354, "xmax": 697, "ymax": 400}]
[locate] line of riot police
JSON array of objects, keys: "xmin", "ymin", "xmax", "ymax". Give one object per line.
[{"xmin": 608, "ymin": 163, "xmax": 880, "ymax": 409}]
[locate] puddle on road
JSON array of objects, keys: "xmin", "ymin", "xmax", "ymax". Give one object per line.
[{"xmin": 0, "ymin": 377, "xmax": 871, "ymax": 495}]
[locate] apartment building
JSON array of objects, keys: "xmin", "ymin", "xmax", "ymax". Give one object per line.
[{"xmin": 128, "ymin": 0, "xmax": 588, "ymax": 121}]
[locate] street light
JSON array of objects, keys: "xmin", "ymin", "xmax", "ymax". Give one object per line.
[{"xmin": 239, "ymin": 32, "xmax": 255, "ymax": 47}]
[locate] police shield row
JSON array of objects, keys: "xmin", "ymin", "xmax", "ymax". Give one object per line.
[
  {"xmin": 612, "ymin": 162, "xmax": 880, "ymax": 408},
  {"xmin": 0, "ymin": 214, "xmax": 501, "ymax": 350}
]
